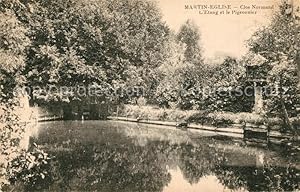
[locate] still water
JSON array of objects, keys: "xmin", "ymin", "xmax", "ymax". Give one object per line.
[{"xmin": 28, "ymin": 121, "xmax": 299, "ymax": 191}]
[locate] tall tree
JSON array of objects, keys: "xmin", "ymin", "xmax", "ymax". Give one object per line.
[
  {"xmin": 0, "ymin": 6, "xmax": 32, "ymax": 188},
  {"xmin": 21, "ymin": 0, "xmax": 170, "ymax": 103},
  {"xmin": 177, "ymin": 19, "xmax": 203, "ymax": 65},
  {"xmin": 0, "ymin": 10, "xmax": 30, "ymax": 99},
  {"xmin": 247, "ymin": 2, "xmax": 300, "ymax": 133}
]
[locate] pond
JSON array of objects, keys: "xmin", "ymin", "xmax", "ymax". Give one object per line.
[{"xmin": 21, "ymin": 121, "xmax": 300, "ymax": 191}]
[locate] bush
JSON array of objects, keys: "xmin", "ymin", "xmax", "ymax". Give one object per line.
[
  {"xmin": 186, "ymin": 111, "xmax": 235, "ymax": 127},
  {"xmin": 118, "ymin": 105, "xmax": 197, "ymax": 122},
  {"xmin": 116, "ymin": 105, "xmax": 297, "ymax": 131},
  {"xmin": 7, "ymin": 146, "xmax": 52, "ymax": 191},
  {"xmin": 186, "ymin": 111, "xmax": 211, "ymax": 124}
]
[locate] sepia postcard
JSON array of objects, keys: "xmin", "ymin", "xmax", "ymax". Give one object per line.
[{"xmin": 0, "ymin": 0, "xmax": 300, "ymax": 191}]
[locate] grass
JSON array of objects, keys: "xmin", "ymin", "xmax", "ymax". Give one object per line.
[
  {"xmin": 115, "ymin": 105, "xmax": 290, "ymax": 130},
  {"xmin": 116, "ymin": 105, "xmax": 197, "ymax": 122},
  {"xmin": 115, "ymin": 105, "xmax": 280, "ymax": 127}
]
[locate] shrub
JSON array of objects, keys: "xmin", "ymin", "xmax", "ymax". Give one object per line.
[
  {"xmin": 186, "ymin": 111, "xmax": 211, "ymax": 124},
  {"xmin": 118, "ymin": 105, "xmax": 197, "ymax": 122},
  {"xmin": 116, "ymin": 105, "xmax": 297, "ymax": 131},
  {"xmin": 7, "ymin": 146, "xmax": 52, "ymax": 191}
]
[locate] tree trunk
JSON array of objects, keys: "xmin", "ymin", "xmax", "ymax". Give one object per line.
[
  {"xmin": 279, "ymin": 79, "xmax": 296, "ymax": 135},
  {"xmin": 280, "ymin": 98, "xmax": 293, "ymax": 131}
]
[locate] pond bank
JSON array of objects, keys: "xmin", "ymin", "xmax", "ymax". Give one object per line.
[
  {"xmin": 113, "ymin": 105, "xmax": 300, "ymax": 142},
  {"xmin": 22, "ymin": 104, "xmax": 298, "ymax": 142},
  {"xmin": 108, "ymin": 116, "xmax": 295, "ymax": 142}
]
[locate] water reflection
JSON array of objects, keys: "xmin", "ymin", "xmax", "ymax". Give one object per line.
[
  {"xmin": 164, "ymin": 170, "xmax": 243, "ymax": 192},
  {"xmin": 20, "ymin": 121, "xmax": 300, "ymax": 191}
]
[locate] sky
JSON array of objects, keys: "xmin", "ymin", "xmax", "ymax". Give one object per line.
[{"xmin": 155, "ymin": 0, "xmax": 279, "ymax": 60}]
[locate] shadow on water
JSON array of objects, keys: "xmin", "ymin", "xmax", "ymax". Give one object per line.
[{"xmin": 13, "ymin": 121, "xmax": 300, "ymax": 191}]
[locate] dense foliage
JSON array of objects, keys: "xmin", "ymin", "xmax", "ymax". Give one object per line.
[
  {"xmin": 1, "ymin": 0, "xmax": 300, "ymax": 189},
  {"xmin": 18, "ymin": 0, "xmax": 169, "ymax": 103},
  {"xmin": 247, "ymin": 2, "xmax": 300, "ymax": 130},
  {"xmin": 0, "ymin": 0, "xmax": 170, "ymax": 188},
  {"xmin": 0, "ymin": 6, "xmax": 31, "ymax": 188}
]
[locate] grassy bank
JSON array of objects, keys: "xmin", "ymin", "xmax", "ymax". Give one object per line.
[
  {"xmin": 116, "ymin": 105, "xmax": 197, "ymax": 122},
  {"xmin": 114, "ymin": 105, "xmax": 295, "ymax": 131}
]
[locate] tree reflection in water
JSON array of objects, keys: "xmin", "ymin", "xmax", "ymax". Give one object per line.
[
  {"xmin": 214, "ymin": 164, "xmax": 300, "ymax": 191},
  {"xmin": 48, "ymin": 142, "xmax": 172, "ymax": 192},
  {"xmin": 12, "ymin": 121, "xmax": 300, "ymax": 191}
]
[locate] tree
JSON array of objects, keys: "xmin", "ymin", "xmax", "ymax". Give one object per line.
[
  {"xmin": 201, "ymin": 56, "xmax": 249, "ymax": 112},
  {"xmin": 155, "ymin": 21, "xmax": 206, "ymax": 109},
  {"xmin": 154, "ymin": 33, "xmax": 186, "ymax": 107},
  {"xmin": 247, "ymin": 2, "xmax": 300, "ymax": 133},
  {"xmin": 0, "ymin": 8, "xmax": 31, "ymax": 188},
  {"xmin": 21, "ymin": 0, "xmax": 170, "ymax": 103},
  {"xmin": 0, "ymin": 10, "xmax": 29, "ymax": 100},
  {"xmin": 177, "ymin": 19, "xmax": 203, "ymax": 65}
]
